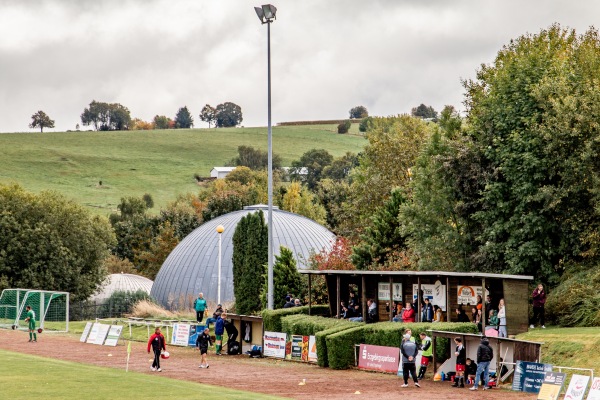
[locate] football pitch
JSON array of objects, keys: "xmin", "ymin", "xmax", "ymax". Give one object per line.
[{"xmin": 0, "ymin": 349, "xmax": 284, "ymax": 399}]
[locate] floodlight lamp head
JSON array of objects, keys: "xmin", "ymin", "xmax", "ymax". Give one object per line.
[
  {"xmin": 255, "ymin": 4, "xmax": 276, "ymax": 24},
  {"xmin": 216, "ymin": 225, "xmax": 225, "ymax": 234}
]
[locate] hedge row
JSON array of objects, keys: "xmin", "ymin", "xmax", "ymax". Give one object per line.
[
  {"xmin": 280, "ymin": 314, "xmax": 349, "ymax": 337},
  {"xmin": 261, "ymin": 305, "xmax": 330, "ymax": 332},
  {"xmin": 326, "ymin": 326, "xmax": 365, "ymax": 370},
  {"xmin": 277, "ymin": 119, "xmax": 361, "ymax": 126}
]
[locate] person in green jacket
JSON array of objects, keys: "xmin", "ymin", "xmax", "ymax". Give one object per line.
[
  {"xmin": 24, "ymin": 305, "xmax": 37, "ymax": 342},
  {"xmin": 194, "ymin": 293, "xmax": 207, "ymax": 323},
  {"xmin": 418, "ymin": 332, "xmax": 433, "ymax": 380}
]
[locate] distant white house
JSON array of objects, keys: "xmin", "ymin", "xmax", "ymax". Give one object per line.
[{"xmin": 210, "ymin": 167, "xmax": 237, "ymax": 179}]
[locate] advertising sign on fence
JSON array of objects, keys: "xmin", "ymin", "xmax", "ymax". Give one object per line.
[
  {"xmin": 357, "ymin": 344, "xmax": 400, "ymax": 374},
  {"xmin": 263, "ymin": 331, "xmax": 287, "ymax": 358},
  {"xmin": 188, "ymin": 325, "xmax": 204, "ymax": 347},
  {"xmin": 512, "ymin": 361, "xmax": 553, "ymax": 393},
  {"xmin": 308, "ymin": 336, "xmax": 317, "ymax": 363},
  {"xmin": 94, "ymin": 323, "xmax": 110, "ymax": 345},
  {"xmin": 587, "ymin": 377, "xmax": 600, "ymax": 400},
  {"xmin": 171, "ymin": 323, "xmax": 191, "ymax": 346},
  {"xmin": 290, "ymin": 335, "xmax": 303, "ymax": 359},
  {"xmin": 537, "ymin": 372, "xmax": 567, "ymax": 400},
  {"xmin": 80, "ymin": 322, "xmax": 93, "ymax": 342},
  {"xmin": 563, "ymin": 374, "xmax": 590, "ymax": 400},
  {"xmin": 104, "ymin": 325, "xmax": 123, "ymax": 347}
]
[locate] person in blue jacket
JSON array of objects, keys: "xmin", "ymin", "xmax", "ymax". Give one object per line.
[{"xmin": 215, "ymin": 312, "xmax": 226, "ymax": 355}]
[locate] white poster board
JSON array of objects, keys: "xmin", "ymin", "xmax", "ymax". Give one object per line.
[
  {"xmin": 86, "ymin": 322, "xmax": 100, "ymax": 344},
  {"xmin": 308, "ymin": 335, "xmax": 317, "ymax": 363},
  {"xmin": 413, "ymin": 281, "xmax": 447, "ymax": 310},
  {"xmin": 263, "ymin": 331, "xmax": 287, "ymax": 358},
  {"xmin": 80, "ymin": 322, "xmax": 93, "ymax": 343},
  {"xmin": 104, "ymin": 325, "xmax": 123, "ymax": 347},
  {"xmin": 171, "ymin": 323, "xmax": 191, "ymax": 346},
  {"xmin": 378, "ymin": 282, "xmax": 402, "ymax": 301},
  {"xmin": 587, "ymin": 377, "xmax": 600, "ymax": 400},
  {"xmin": 457, "ymin": 285, "xmax": 489, "ymax": 305},
  {"xmin": 94, "ymin": 323, "xmax": 110, "ymax": 345}
]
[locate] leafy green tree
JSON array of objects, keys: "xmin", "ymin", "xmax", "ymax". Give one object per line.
[
  {"xmin": 337, "ymin": 120, "xmax": 351, "ymax": 134},
  {"xmin": 261, "ymin": 246, "xmax": 301, "ymax": 309},
  {"xmin": 279, "ymin": 182, "xmax": 327, "ymax": 225},
  {"xmin": 359, "ymin": 116, "xmax": 374, "ymax": 133},
  {"xmin": 316, "ymin": 179, "xmax": 352, "ymax": 233},
  {"xmin": 322, "ymin": 152, "xmax": 359, "ymax": 181},
  {"xmin": 230, "ymin": 145, "xmax": 282, "ymax": 170},
  {"xmin": 411, "ymin": 104, "xmax": 438, "ymax": 120},
  {"xmin": 349, "ymin": 106, "xmax": 369, "ymax": 119},
  {"xmin": 29, "ymin": 110, "xmax": 55, "ymax": 132},
  {"xmin": 232, "ymin": 211, "xmax": 268, "ymax": 314},
  {"xmin": 199, "ymin": 104, "xmax": 216, "ymax": 128},
  {"xmin": 290, "ymin": 149, "xmax": 333, "ymax": 190},
  {"xmin": 352, "ymin": 188, "xmax": 408, "ymax": 269},
  {"xmin": 136, "ymin": 221, "xmax": 179, "ymax": 279},
  {"xmin": 437, "ymin": 105, "xmax": 462, "ymax": 139},
  {"xmin": 174, "ymin": 106, "xmax": 194, "ymax": 128},
  {"xmin": 344, "ymin": 115, "xmax": 431, "ymax": 237},
  {"xmin": 215, "ymin": 102, "xmax": 243, "ymax": 127},
  {"xmin": 0, "ymin": 184, "xmax": 115, "ymax": 300},
  {"xmin": 80, "ymin": 101, "xmax": 131, "ymax": 131},
  {"xmin": 153, "ymin": 115, "xmax": 172, "ymax": 130},
  {"xmin": 462, "ymin": 24, "xmax": 600, "ymax": 282}
]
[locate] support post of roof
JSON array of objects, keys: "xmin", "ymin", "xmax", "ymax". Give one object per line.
[
  {"xmin": 482, "ymin": 277, "xmax": 486, "ymax": 333},
  {"xmin": 361, "ymin": 275, "xmax": 367, "ymax": 321},
  {"xmin": 336, "ymin": 275, "xmax": 341, "ymax": 319},
  {"xmin": 417, "ymin": 277, "xmax": 422, "ymax": 322},
  {"xmin": 432, "ymin": 334, "xmax": 437, "ymax": 375},
  {"xmin": 389, "ymin": 275, "xmax": 394, "ymax": 322},
  {"xmin": 308, "ymin": 273, "xmax": 312, "ymax": 316},
  {"xmin": 446, "ymin": 276, "xmax": 451, "ymax": 322}
]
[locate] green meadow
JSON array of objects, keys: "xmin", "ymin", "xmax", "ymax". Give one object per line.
[
  {"xmin": 0, "ymin": 125, "xmax": 365, "ymax": 215},
  {"xmin": 0, "ymin": 349, "xmax": 283, "ymax": 400}
]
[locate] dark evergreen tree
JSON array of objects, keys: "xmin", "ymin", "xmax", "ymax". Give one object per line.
[
  {"xmin": 174, "ymin": 106, "xmax": 194, "ymax": 128},
  {"xmin": 232, "ymin": 211, "xmax": 268, "ymax": 314},
  {"xmin": 262, "ymin": 246, "xmax": 301, "ymax": 309}
]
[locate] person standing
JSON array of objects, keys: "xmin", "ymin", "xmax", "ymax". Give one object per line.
[
  {"xmin": 196, "ymin": 327, "xmax": 212, "ymax": 368},
  {"xmin": 417, "ymin": 332, "xmax": 433, "ymax": 380},
  {"xmin": 497, "ymin": 298, "xmax": 507, "ymax": 337},
  {"xmin": 194, "ymin": 293, "xmax": 207, "ymax": 323},
  {"xmin": 530, "ymin": 284, "xmax": 546, "ymax": 329},
  {"xmin": 470, "ymin": 336, "xmax": 493, "ymax": 391},
  {"xmin": 433, "ymin": 305, "xmax": 444, "ymax": 322},
  {"xmin": 24, "ymin": 305, "xmax": 37, "ymax": 342},
  {"xmin": 147, "ymin": 327, "xmax": 166, "ymax": 372},
  {"xmin": 452, "ymin": 337, "xmax": 466, "ymax": 388},
  {"xmin": 400, "ymin": 333, "xmax": 420, "ymax": 388},
  {"xmin": 215, "ymin": 312, "xmax": 226, "ymax": 355},
  {"xmin": 421, "ymin": 298, "xmax": 434, "ymax": 322}
]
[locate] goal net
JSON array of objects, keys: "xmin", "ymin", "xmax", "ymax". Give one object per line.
[{"xmin": 0, "ymin": 289, "xmax": 69, "ymax": 332}]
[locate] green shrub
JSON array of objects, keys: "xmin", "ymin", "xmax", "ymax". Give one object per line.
[
  {"xmin": 359, "ymin": 116, "xmax": 374, "ymax": 133},
  {"xmin": 261, "ymin": 305, "xmax": 330, "ymax": 332},
  {"xmin": 337, "ymin": 120, "xmax": 351, "ymax": 134},
  {"xmin": 546, "ymin": 267, "xmax": 600, "ymax": 326},
  {"xmin": 280, "ymin": 314, "xmax": 347, "ymax": 337},
  {"xmin": 326, "ymin": 326, "xmax": 364, "ymax": 369},
  {"xmin": 315, "ymin": 323, "xmax": 360, "ymax": 367},
  {"xmin": 98, "ymin": 289, "xmax": 153, "ymax": 317}
]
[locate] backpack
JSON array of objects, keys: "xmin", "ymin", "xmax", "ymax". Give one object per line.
[{"xmin": 227, "ymin": 340, "xmax": 240, "ymax": 355}]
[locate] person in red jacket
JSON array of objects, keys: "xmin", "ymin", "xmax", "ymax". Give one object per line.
[
  {"xmin": 402, "ymin": 302, "xmax": 415, "ymax": 323},
  {"xmin": 530, "ymin": 283, "xmax": 547, "ymax": 329},
  {"xmin": 147, "ymin": 327, "xmax": 166, "ymax": 372}
]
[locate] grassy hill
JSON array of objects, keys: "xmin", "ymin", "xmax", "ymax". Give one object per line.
[{"xmin": 0, "ymin": 124, "xmax": 365, "ymax": 215}]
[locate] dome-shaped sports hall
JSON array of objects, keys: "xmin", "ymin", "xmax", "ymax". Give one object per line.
[{"xmin": 150, "ymin": 205, "xmax": 335, "ymax": 308}]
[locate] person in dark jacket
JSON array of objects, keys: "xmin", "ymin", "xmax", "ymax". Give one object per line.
[
  {"xmin": 465, "ymin": 358, "xmax": 478, "ymax": 384},
  {"xmin": 224, "ymin": 319, "xmax": 239, "ymax": 354},
  {"xmin": 452, "ymin": 337, "xmax": 466, "ymax": 388},
  {"xmin": 470, "ymin": 336, "xmax": 493, "ymax": 391},
  {"xmin": 196, "ymin": 327, "xmax": 212, "ymax": 368},
  {"xmin": 205, "ymin": 304, "xmax": 224, "ymax": 329},
  {"xmin": 421, "ymin": 298, "xmax": 434, "ymax": 322},
  {"xmin": 456, "ymin": 307, "xmax": 470, "ymax": 322},
  {"xmin": 283, "ymin": 296, "xmax": 295, "ymax": 308},
  {"xmin": 147, "ymin": 327, "xmax": 166, "ymax": 372},
  {"xmin": 400, "ymin": 333, "xmax": 420, "ymax": 388},
  {"xmin": 215, "ymin": 312, "xmax": 226, "ymax": 355},
  {"xmin": 530, "ymin": 283, "xmax": 546, "ymax": 329}
]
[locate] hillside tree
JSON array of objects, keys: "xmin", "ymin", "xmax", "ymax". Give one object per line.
[
  {"xmin": 199, "ymin": 104, "xmax": 217, "ymax": 128},
  {"xmin": 349, "ymin": 105, "xmax": 368, "ymax": 119},
  {"xmin": 175, "ymin": 106, "xmax": 194, "ymax": 128},
  {"xmin": 290, "ymin": 149, "xmax": 333, "ymax": 190},
  {"xmin": 80, "ymin": 100, "xmax": 131, "ymax": 131},
  {"xmin": 411, "ymin": 104, "xmax": 438, "ymax": 120},
  {"xmin": 153, "ymin": 115, "xmax": 172, "ymax": 130},
  {"xmin": 29, "ymin": 110, "xmax": 55, "ymax": 132},
  {"xmin": 215, "ymin": 102, "xmax": 243, "ymax": 127}
]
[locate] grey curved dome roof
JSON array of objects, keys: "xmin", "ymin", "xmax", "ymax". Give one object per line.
[
  {"xmin": 90, "ymin": 273, "xmax": 153, "ymax": 303},
  {"xmin": 150, "ymin": 205, "xmax": 335, "ymax": 308}
]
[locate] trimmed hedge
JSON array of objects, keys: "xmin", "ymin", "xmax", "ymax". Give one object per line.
[
  {"xmin": 262, "ymin": 305, "xmax": 330, "ymax": 332},
  {"xmin": 328, "ymin": 322, "xmax": 479, "ymax": 370},
  {"xmin": 277, "ymin": 119, "xmax": 361, "ymax": 126},
  {"xmin": 280, "ymin": 314, "xmax": 349, "ymax": 337},
  {"xmin": 316, "ymin": 322, "xmax": 361, "ymax": 367}
]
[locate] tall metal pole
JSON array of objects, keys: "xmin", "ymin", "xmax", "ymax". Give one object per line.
[
  {"xmin": 267, "ymin": 20, "xmax": 274, "ymax": 310},
  {"xmin": 218, "ymin": 232, "xmax": 222, "ymax": 305}
]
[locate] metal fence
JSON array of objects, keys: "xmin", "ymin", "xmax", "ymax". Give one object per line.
[{"xmin": 69, "ymin": 298, "xmax": 138, "ymax": 321}]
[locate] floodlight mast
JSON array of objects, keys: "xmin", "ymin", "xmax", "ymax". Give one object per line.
[{"xmin": 255, "ymin": 4, "xmax": 277, "ymax": 310}]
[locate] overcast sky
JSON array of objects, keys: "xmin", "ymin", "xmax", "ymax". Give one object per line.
[{"xmin": 1, "ymin": 1, "xmax": 599, "ymax": 133}]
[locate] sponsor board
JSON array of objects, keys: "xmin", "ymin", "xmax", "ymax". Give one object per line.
[
  {"xmin": 457, "ymin": 285, "xmax": 489, "ymax": 306},
  {"xmin": 413, "ymin": 281, "xmax": 447, "ymax": 310},
  {"xmin": 378, "ymin": 282, "xmax": 402, "ymax": 301},
  {"xmin": 537, "ymin": 372, "xmax": 566, "ymax": 400},
  {"xmin": 357, "ymin": 344, "xmax": 400, "ymax": 374},
  {"xmin": 94, "ymin": 323, "xmax": 110, "ymax": 345},
  {"xmin": 587, "ymin": 377, "xmax": 600, "ymax": 400},
  {"xmin": 104, "ymin": 325, "xmax": 123, "ymax": 346},
  {"xmin": 86, "ymin": 322, "xmax": 100, "ymax": 344},
  {"xmin": 80, "ymin": 322, "xmax": 93, "ymax": 342},
  {"xmin": 171, "ymin": 323, "xmax": 191, "ymax": 346},
  {"xmin": 512, "ymin": 361, "xmax": 553, "ymax": 393},
  {"xmin": 308, "ymin": 336, "xmax": 317, "ymax": 363},
  {"xmin": 263, "ymin": 331, "xmax": 287, "ymax": 358},
  {"xmin": 563, "ymin": 374, "xmax": 590, "ymax": 400}
]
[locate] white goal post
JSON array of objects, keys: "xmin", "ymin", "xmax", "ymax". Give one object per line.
[{"xmin": 0, "ymin": 288, "xmax": 69, "ymax": 332}]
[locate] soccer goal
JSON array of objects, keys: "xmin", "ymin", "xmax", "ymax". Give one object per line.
[{"xmin": 0, "ymin": 289, "xmax": 70, "ymax": 332}]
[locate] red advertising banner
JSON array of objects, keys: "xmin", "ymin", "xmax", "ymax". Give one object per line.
[{"xmin": 357, "ymin": 344, "xmax": 400, "ymax": 374}]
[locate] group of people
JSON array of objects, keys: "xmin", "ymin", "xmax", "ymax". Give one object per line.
[
  {"xmin": 454, "ymin": 295, "xmax": 508, "ymax": 338},
  {"xmin": 450, "ymin": 336, "xmax": 494, "ymax": 390},
  {"xmin": 387, "ymin": 298, "xmax": 445, "ymax": 323},
  {"xmin": 399, "ymin": 328, "xmax": 433, "ymax": 388}
]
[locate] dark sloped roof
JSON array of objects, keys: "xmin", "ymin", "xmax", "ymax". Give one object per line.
[{"xmin": 150, "ymin": 205, "xmax": 335, "ymax": 307}]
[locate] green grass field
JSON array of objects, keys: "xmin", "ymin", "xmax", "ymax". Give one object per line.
[
  {"xmin": 0, "ymin": 125, "xmax": 365, "ymax": 215},
  {"xmin": 0, "ymin": 349, "xmax": 283, "ymax": 399}
]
